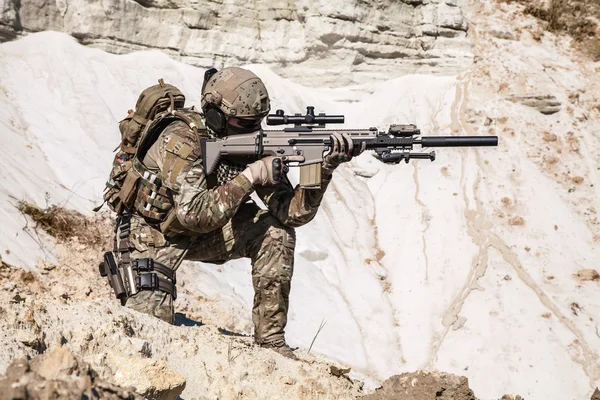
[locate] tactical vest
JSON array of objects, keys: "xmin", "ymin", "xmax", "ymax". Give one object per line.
[{"xmin": 99, "ymin": 79, "xmax": 208, "ymax": 234}]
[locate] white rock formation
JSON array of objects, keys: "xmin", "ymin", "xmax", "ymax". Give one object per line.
[
  {"xmin": 0, "ymin": 0, "xmax": 472, "ymax": 86},
  {"xmin": 1, "ymin": 0, "xmax": 600, "ymax": 399}
]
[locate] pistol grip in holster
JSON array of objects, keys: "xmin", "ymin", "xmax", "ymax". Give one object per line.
[
  {"xmin": 99, "ymin": 253, "xmax": 177, "ymax": 304},
  {"xmin": 100, "ymin": 252, "xmax": 128, "ymax": 301}
]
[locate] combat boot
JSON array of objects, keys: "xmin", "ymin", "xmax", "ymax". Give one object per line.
[{"xmin": 260, "ymin": 339, "xmax": 298, "ymax": 360}]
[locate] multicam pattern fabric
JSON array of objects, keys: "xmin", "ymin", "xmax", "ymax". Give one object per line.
[{"xmin": 125, "ymin": 119, "xmax": 331, "ymax": 344}]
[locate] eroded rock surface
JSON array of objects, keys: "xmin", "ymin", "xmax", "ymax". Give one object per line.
[
  {"xmin": 0, "ymin": 0, "xmax": 471, "ymax": 86},
  {"xmin": 507, "ymin": 95, "xmax": 562, "ymax": 115},
  {"xmin": 361, "ymin": 371, "xmax": 477, "ymax": 400},
  {"xmin": 0, "ymin": 346, "xmax": 143, "ymax": 400}
]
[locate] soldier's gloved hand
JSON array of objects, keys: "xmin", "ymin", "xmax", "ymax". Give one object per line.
[
  {"xmin": 242, "ymin": 155, "xmax": 304, "ymax": 186},
  {"xmin": 322, "ymin": 132, "xmax": 366, "ymax": 175}
]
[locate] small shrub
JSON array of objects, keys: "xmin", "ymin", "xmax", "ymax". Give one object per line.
[{"xmin": 17, "ymin": 201, "xmax": 103, "ymax": 246}]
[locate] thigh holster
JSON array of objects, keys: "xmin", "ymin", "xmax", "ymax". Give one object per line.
[
  {"xmin": 99, "ymin": 213, "xmax": 177, "ymax": 304},
  {"xmin": 99, "ymin": 255, "xmax": 177, "ymax": 303},
  {"xmin": 132, "ymin": 258, "xmax": 177, "ymax": 300}
]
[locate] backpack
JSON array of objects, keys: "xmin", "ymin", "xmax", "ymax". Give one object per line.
[{"xmin": 97, "ymin": 79, "xmax": 204, "ymax": 226}]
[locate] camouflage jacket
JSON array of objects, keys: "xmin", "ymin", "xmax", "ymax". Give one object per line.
[{"xmin": 142, "ymin": 120, "xmax": 331, "ymax": 234}]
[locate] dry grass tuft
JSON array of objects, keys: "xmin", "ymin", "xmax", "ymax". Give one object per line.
[{"xmin": 17, "ymin": 201, "xmax": 104, "ymax": 246}]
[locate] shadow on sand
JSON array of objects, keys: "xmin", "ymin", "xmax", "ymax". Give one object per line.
[{"xmin": 174, "ymin": 313, "xmax": 204, "ymax": 327}]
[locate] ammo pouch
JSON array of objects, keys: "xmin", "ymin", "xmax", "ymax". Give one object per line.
[
  {"xmin": 131, "ymin": 158, "xmax": 173, "ymax": 222},
  {"xmin": 99, "ymin": 254, "xmax": 177, "ymax": 303}
]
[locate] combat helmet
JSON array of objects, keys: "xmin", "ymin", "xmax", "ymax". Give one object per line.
[{"xmin": 201, "ymin": 67, "xmax": 270, "ymax": 136}]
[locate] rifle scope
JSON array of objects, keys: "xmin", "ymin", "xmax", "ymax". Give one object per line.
[{"xmin": 267, "ymin": 106, "xmax": 344, "ymax": 126}]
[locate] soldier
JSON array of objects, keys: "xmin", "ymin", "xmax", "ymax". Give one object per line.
[{"xmin": 120, "ymin": 67, "xmax": 361, "ymax": 359}]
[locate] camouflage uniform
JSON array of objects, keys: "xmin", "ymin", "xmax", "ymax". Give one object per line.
[{"xmin": 125, "ymin": 120, "xmax": 331, "ymax": 345}]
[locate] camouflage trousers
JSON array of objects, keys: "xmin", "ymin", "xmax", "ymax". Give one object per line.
[{"xmin": 125, "ymin": 201, "xmax": 296, "ymax": 345}]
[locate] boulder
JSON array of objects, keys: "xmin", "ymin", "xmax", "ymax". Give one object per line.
[{"xmin": 0, "ymin": 346, "xmax": 142, "ymax": 399}]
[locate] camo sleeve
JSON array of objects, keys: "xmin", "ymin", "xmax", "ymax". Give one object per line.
[
  {"xmin": 174, "ymin": 163, "xmax": 254, "ymax": 233},
  {"xmin": 145, "ymin": 121, "xmax": 255, "ymax": 234},
  {"xmin": 255, "ymin": 175, "xmax": 332, "ymax": 228}
]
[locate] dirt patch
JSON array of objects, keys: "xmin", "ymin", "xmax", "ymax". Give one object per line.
[
  {"xmin": 0, "ymin": 217, "xmax": 365, "ymax": 400},
  {"xmin": 361, "ymin": 371, "xmax": 525, "ymax": 400},
  {"xmin": 521, "ymin": 0, "xmax": 600, "ymax": 60},
  {"xmin": 508, "ymin": 216, "xmax": 525, "ymax": 226},
  {"xmin": 575, "ymin": 269, "xmax": 600, "ymax": 281}
]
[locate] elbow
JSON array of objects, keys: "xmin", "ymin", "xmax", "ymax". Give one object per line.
[
  {"xmin": 282, "ymin": 210, "xmax": 319, "ymax": 228},
  {"xmin": 175, "ymin": 206, "xmax": 228, "ymax": 234}
]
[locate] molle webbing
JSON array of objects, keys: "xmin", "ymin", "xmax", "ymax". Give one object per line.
[
  {"xmin": 111, "ymin": 214, "xmax": 177, "ymax": 301},
  {"xmin": 132, "ymin": 158, "xmax": 172, "ymax": 222},
  {"xmin": 99, "ymin": 153, "xmax": 133, "ymax": 214},
  {"xmin": 114, "ymin": 213, "xmax": 133, "ymax": 267},
  {"xmin": 129, "ymin": 109, "xmax": 206, "ymax": 224},
  {"xmin": 100, "ymin": 79, "xmax": 186, "ymax": 215}
]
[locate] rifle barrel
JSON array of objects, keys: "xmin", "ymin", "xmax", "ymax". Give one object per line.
[{"xmin": 420, "ymin": 136, "xmax": 498, "ymax": 147}]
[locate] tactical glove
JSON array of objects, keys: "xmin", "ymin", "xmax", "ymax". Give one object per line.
[
  {"xmin": 241, "ymin": 155, "xmax": 304, "ymax": 186},
  {"xmin": 322, "ymin": 132, "xmax": 365, "ymax": 176}
]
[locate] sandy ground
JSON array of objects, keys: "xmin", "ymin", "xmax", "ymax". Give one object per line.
[{"xmin": 0, "ymin": 219, "xmax": 365, "ymax": 399}]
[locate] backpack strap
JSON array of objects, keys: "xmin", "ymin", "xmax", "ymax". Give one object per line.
[{"xmin": 156, "ymin": 109, "xmax": 207, "ymax": 189}]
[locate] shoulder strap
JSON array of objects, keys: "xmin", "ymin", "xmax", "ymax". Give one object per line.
[{"xmin": 136, "ymin": 109, "xmax": 208, "ymax": 190}]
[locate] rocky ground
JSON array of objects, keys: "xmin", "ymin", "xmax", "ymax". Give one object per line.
[
  {"xmin": 0, "ymin": 209, "xmax": 531, "ymax": 399},
  {"xmin": 0, "ymin": 211, "xmax": 364, "ymax": 399},
  {"xmin": 0, "ymin": 347, "xmax": 143, "ymax": 400}
]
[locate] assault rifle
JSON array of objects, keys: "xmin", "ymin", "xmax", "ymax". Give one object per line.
[{"xmin": 202, "ymin": 106, "xmax": 498, "ymax": 189}]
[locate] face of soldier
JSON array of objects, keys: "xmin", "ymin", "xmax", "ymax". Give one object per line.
[{"xmin": 226, "ymin": 116, "xmax": 263, "ymax": 135}]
